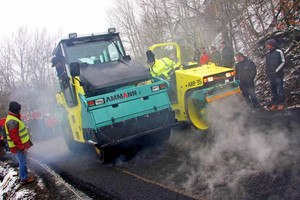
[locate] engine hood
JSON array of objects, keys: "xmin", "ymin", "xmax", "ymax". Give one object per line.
[{"xmin": 79, "ymin": 59, "xmax": 151, "ymax": 91}]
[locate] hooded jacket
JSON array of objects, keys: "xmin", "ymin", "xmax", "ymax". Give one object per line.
[
  {"xmin": 235, "ymin": 57, "xmax": 257, "ymax": 88},
  {"xmin": 266, "ymin": 46, "xmax": 285, "ymax": 79}
]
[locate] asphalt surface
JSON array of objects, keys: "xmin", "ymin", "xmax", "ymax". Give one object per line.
[
  {"xmin": 27, "ymin": 107, "xmax": 300, "ymax": 200},
  {"xmin": 29, "ymin": 142, "xmax": 197, "ymax": 200}
]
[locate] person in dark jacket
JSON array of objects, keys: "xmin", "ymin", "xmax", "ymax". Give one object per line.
[
  {"xmin": 221, "ymin": 41, "xmax": 234, "ymax": 68},
  {"xmin": 211, "ymin": 46, "xmax": 221, "ymax": 66},
  {"xmin": 235, "ymin": 53, "xmax": 260, "ymax": 109},
  {"xmin": 265, "ymin": 39, "xmax": 285, "ymax": 110},
  {"xmin": 5, "ymin": 101, "xmax": 35, "ymax": 184},
  {"xmin": 0, "ymin": 134, "xmax": 7, "ymax": 161},
  {"xmin": 193, "ymin": 49, "xmax": 201, "ymax": 64}
]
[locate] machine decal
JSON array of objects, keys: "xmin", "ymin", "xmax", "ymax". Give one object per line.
[
  {"xmin": 187, "ymin": 79, "xmax": 202, "ymax": 88},
  {"xmin": 106, "ymin": 90, "xmax": 138, "ymax": 102}
]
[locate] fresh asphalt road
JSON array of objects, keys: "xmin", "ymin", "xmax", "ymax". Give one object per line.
[{"xmin": 28, "ymin": 108, "xmax": 300, "ymax": 200}]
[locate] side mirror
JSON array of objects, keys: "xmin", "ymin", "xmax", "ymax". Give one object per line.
[{"xmin": 70, "ymin": 62, "xmax": 80, "ymax": 76}]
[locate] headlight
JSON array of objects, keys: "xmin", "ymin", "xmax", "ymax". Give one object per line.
[
  {"xmin": 108, "ymin": 28, "xmax": 116, "ymax": 33},
  {"xmin": 151, "ymin": 85, "xmax": 160, "ymax": 92},
  {"xmin": 95, "ymin": 98, "xmax": 105, "ymax": 105},
  {"xmin": 204, "ymin": 77, "xmax": 214, "ymax": 83},
  {"xmin": 68, "ymin": 33, "xmax": 77, "ymax": 38},
  {"xmin": 87, "ymin": 98, "xmax": 105, "ymax": 107},
  {"xmin": 151, "ymin": 84, "xmax": 167, "ymax": 92}
]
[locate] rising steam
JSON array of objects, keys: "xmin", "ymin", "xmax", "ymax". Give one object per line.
[{"xmin": 169, "ymin": 94, "xmax": 291, "ymax": 197}]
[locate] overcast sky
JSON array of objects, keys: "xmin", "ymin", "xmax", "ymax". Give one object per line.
[{"xmin": 0, "ymin": 0, "xmax": 113, "ymax": 37}]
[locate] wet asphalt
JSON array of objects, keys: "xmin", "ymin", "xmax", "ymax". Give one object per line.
[{"xmin": 28, "ymin": 108, "xmax": 300, "ymax": 200}]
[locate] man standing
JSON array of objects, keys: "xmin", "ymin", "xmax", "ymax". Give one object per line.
[
  {"xmin": 200, "ymin": 47, "xmax": 211, "ymax": 65},
  {"xmin": 193, "ymin": 49, "xmax": 201, "ymax": 64},
  {"xmin": 211, "ymin": 46, "xmax": 221, "ymax": 66},
  {"xmin": 221, "ymin": 41, "xmax": 234, "ymax": 68},
  {"xmin": 5, "ymin": 101, "xmax": 35, "ymax": 184},
  {"xmin": 265, "ymin": 39, "xmax": 285, "ymax": 110},
  {"xmin": 235, "ymin": 53, "xmax": 260, "ymax": 109}
]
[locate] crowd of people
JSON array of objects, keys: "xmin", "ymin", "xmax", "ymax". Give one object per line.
[
  {"xmin": 21, "ymin": 111, "xmax": 59, "ymax": 141},
  {"xmin": 193, "ymin": 41, "xmax": 235, "ymax": 68},
  {"xmin": 148, "ymin": 39, "xmax": 287, "ymax": 110}
]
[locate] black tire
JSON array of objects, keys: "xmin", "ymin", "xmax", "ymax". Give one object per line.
[{"xmin": 94, "ymin": 145, "xmax": 111, "ymax": 164}]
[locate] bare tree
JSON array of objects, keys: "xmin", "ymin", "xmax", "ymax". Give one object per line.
[
  {"xmin": 0, "ymin": 26, "xmax": 60, "ymax": 114},
  {"xmin": 0, "ymin": 41, "xmax": 16, "ymax": 92},
  {"xmin": 108, "ymin": 0, "xmax": 144, "ymax": 60},
  {"xmin": 10, "ymin": 27, "xmax": 31, "ymax": 85},
  {"xmin": 25, "ymin": 28, "xmax": 55, "ymax": 88}
]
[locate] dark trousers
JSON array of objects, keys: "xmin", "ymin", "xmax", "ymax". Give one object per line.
[
  {"xmin": 269, "ymin": 77, "xmax": 285, "ymax": 105},
  {"xmin": 240, "ymin": 86, "xmax": 260, "ymax": 109}
]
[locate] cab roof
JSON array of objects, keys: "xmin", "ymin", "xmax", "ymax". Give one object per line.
[{"xmin": 53, "ymin": 32, "xmax": 120, "ymax": 55}]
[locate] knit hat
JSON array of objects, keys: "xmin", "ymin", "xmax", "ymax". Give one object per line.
[
  {"xmin": 267, "ymin": 39, "xmax": 277, "ymax": 47},
  {"xmin": 9, "ymin": 101, "xmax": 21, "ymax": 114},
  {"xmin": 146, "ymin": 50, "xmax": 155, "ymax": 64}
]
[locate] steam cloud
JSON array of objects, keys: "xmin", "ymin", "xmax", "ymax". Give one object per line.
[{"xmin": 169, "ymin": 94, "xmax": 293, "ymax": 198}]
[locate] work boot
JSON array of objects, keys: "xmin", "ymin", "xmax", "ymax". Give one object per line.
[
  {"xmin": 269, "ymin": 105, "xmax": 277, "ymax": 110},
  {"xmin": 20, "ymin": 176, "xmax": 35, "ymax": 185},
  {"xmin": 277, "ymin": 105, "xmax": 284, "ymax": 110}
]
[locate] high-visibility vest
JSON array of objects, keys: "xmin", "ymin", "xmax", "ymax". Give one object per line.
[
  {"xmin": 5, "ymin": 115, "xmax": 29, "ymax": 148},
  {"xmin": 150, "ymin": 58, "xmax": 177, "ymax": 79}
]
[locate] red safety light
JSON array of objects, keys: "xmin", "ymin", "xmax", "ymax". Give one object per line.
[
  {"xmin": 159, "ymin": 84, "xmax": 166, "ymax": 89},
  {"xmin": 87, "ymin": 101, "xmax": 95, "ymax": 107}
]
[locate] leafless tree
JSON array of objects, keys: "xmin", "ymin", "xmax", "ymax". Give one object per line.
[
  {"xmin": 0, "ymin": 41, "xmax": 16, "ymax": 91},
  {"xmin": 108, "ymin": 0, "xmax": 298, "ymax": 65},
  {"xmin": 0, "ymin": 27, "xmax": 60, "ymax": 115}
]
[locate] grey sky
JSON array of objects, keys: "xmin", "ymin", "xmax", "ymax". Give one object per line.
[{"xmin": 0, "ymin": 0, "xmax": 113, "ymax": 37}]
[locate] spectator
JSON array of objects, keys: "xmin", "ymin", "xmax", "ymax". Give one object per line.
[
  {"xmin": 200, "ymin": 47, "xmax": 211, "ymax": 65},
  {"xmin": 0, "ymin": 125, "xmax": 9, "ymax": 151},
  {"xmin": 211, "ymin": 46, "xmax": 221, "ymax": 66},
  {"xmin": 265, "ymin": 39, "xmax": 286, "ymax": 110},
  {"xmin": 221, "ymin": 41, "xmax": 234, "ymax": 68},
  {"xmin": 5, "ymin": 101, "xmax": 35, "ymax": 185},
  {"xmin": 235, "ymin": 53, "xmax": 260, "ymax": 109},
  {"xmin": 0, "ymin": 135, "xmax": 7, "ymax": 161},
  {"xmin": 193, "ymin": 49, "xmax": 201, "ymax": 64}
]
